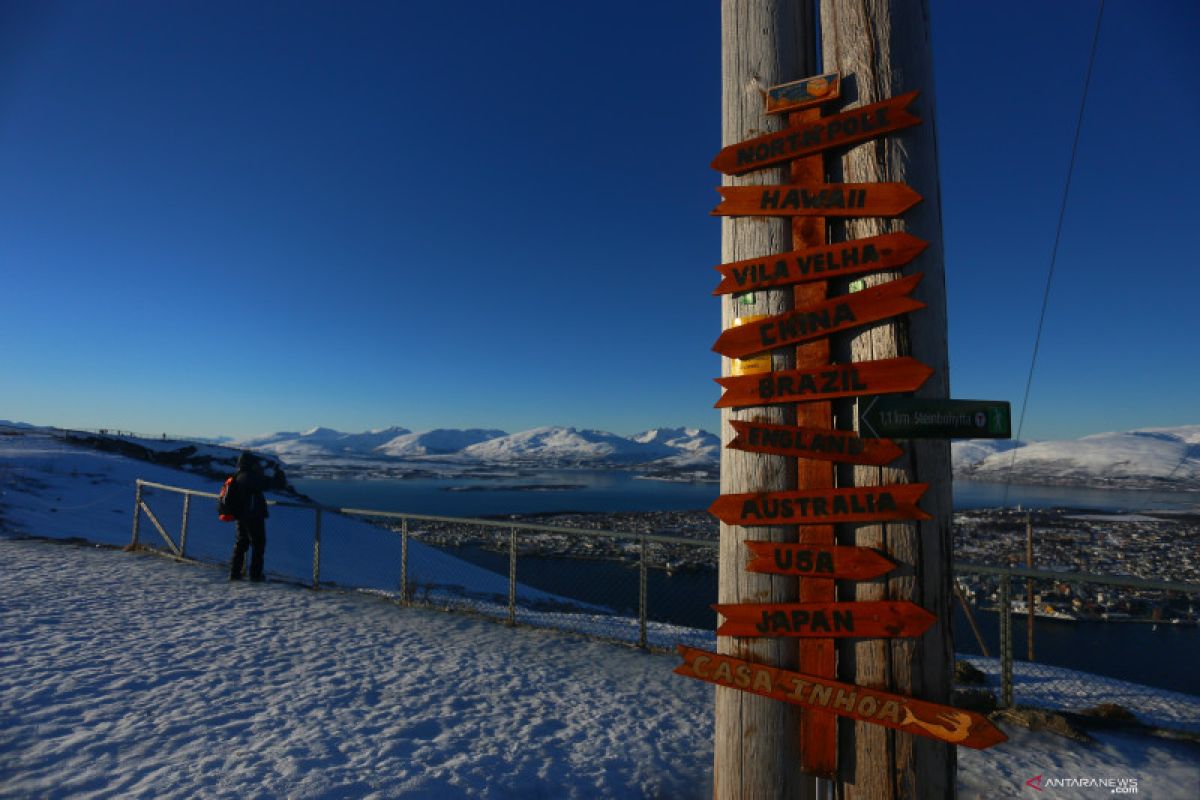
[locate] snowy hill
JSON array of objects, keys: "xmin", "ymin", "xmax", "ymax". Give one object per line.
[
  {"xmin": 375, "ymin": 428, "xmax": 508, "ymax": 456},
  {"xmin": 235, "ymin": 426, "xmax": 412, "ymax": 458},
  {"xmin": 461, "ymin": 426, "xmax": 675, "ymax": 464},
  {"xmin": 954, "ymin": 426, "xmax": 1200, "ymax": 490}
]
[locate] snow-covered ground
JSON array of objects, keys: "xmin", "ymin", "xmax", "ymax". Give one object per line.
[
  {"xmin": 2, "ymin": 425, "xmax": 1199, "ymax": 797},
  {"xmin": 1, "ymin": 536, "xmax": 1198, "ymax": 799}
]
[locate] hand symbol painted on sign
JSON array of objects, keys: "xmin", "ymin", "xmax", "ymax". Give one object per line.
[{"xmin": 900, "ymin": 707, "xmax": 973, "ymax": 743}]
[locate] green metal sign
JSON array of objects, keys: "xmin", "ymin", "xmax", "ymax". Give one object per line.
[{"xmin": 858, "ymin": 397, "xmax": 1011, "ymax": 439}]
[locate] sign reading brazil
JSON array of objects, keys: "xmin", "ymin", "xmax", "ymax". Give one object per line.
[
  {"xmin": 709, "ymin": 484, "xmax": 930, "ymax": 526},
  {"xmin": 713, "ymin": 600, "xmax": 935, "ymax": 639},
  {"xmin": 744, "ymin": 541, "xmax": 897, "ymax": 580},
  {"xmin": 713, "ymin": 232, "xmax": 928, "ymax": 296},
  {"xmin": 711, "ymin": 91, "xmax": 921, "ymax": 176},
  {"xmin": 674, "ymin": 646, "xmax": 1007, "ymax": 749},
  {"xmin": 715, "ymin": 357, "xmax": 933, "ymax": 409},
  {"xmin": 728, "ymin": 420, "xmax": 903, "ymax": 466},
  {"xmin": 712, "ymin": 182, "xmax": 922, "ymax": 218},
  {"xmin": 712, "ymin": 274, "xmax": 924, "ymax": 359}
]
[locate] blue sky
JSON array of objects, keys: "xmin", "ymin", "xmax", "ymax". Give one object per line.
[{"xmin": 2, "ymin": 0, "xmax": 1197, "ymax": 441}]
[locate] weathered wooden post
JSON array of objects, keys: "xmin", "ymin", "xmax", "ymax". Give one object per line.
[
  {"xmin": 676, "ymin": 4, "xmax": 1006, "ymax": 797},
  {"xmin": 820, "ymin": 1, "xmax": 956, "ymax": 794},
  {"xmin": 714, "ymin": 1, "xmax": 813, "ymax": 796}
]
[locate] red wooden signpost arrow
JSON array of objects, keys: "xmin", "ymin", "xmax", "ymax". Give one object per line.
[
  {"xmin": 728, "ymin": 420, "xmax": 903, "ymax": 466},
  {"xmin": 712, "ymin": 274, "xmax": 925, "ymax": 359},
  {"xmin": 713, "ymin": 231, "xmax": 928, "ymax": 296},
  {"xmin": 714, "ymin": 600, "xmax": 935, "ymax": 638},
  {"xmin": 711, "ymin": 91, "xmax": 921, "ymax": 176},
  {"xmin": 715, "ymin": 356, "xmax": 933, "ymax": 409},
  {"xmin": 674, "ymin": 646, "xmax": 1008, "ymax": 750},
  {"xmin": 709, "ymin": 483, "xmax": 931, "ymax": 526},
  {"xmin": 712, "ymin": 182, "xmax": 922, "ymax": 218},
  {"xmin": 744, "ymin": 541, "xmax": 897, "ymax": 579}
]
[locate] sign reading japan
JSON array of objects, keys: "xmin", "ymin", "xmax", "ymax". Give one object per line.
[
  {"xmin": 714, "ymin": 600, "xmax": 936, "ymax": 638},
  {"xmin": 713, "ymin": 232, "xmax": 928, "ymax": 295},
  {"xmin": 859, "ymin": 397, "xmax": 1012, "ymax": 439},
  {"xmin": 674, "ymin": 646, "xmax": 1007, "ymax": 749},
  {"xmin": 711, "ymin": 91, "xmax": 921, "ymax": 175}
]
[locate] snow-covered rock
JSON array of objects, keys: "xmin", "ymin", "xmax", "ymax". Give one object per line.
[{"xmin": 954, "ymin": 426, "xmax": 1200, "ymax": 489}]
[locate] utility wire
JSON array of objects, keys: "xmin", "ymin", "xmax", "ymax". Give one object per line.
[{"xmin": 1003, "ymin": 0, "xmax": 1105, "ymax": 508}]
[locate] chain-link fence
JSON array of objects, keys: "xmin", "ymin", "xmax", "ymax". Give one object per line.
[{"xmin": 131, "ymin": 479, "xmax": 1200, "ymax": 732}]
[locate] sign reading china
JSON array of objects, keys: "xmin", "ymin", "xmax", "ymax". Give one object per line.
[
  {"xmin": 712, "ymin": 274, "xmax": 924, "ymax": 359},
  {"xmin": 674, "ymin": 646, "xmax": 1007, "ymax": 750},
  {"xmin": 711, "ymin": 91, "xmax": 921, "ymax": 176}
]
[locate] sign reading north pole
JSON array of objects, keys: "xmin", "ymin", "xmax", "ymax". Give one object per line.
[{"xmin": 711, "ymin": 91, "xmax": 921, "ymax": 175}]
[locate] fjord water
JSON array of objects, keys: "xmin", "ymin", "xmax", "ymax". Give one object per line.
[
  {"xmin": 293, "ymin": 471, "xmax": 1200, "ymax": 516},
  {"xmin": 293, "ymin": 472, "xmax": 1200, "ymax": 697}
]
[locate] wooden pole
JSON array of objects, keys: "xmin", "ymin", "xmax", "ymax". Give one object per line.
[
  {"xmin": 716, "ymin": 2, "xmax": 816, "ymax": 797},
  {"xmin": 1026, "ymin": 513, "xmax": 1035, "ymax": 661},
  {"xmin": 819, "ymin": 1, "xmax": 956, "ymax": 796}
]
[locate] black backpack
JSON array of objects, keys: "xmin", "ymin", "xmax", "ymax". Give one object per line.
[{"xmin": 217, "ymin": 476, "xmax": 243, "ymax": 522}]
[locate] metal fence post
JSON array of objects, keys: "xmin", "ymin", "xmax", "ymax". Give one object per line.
[
  {"xmin": 312, "ymin": 508, "xmax": 322, "ymax": 590},
  {"xmin": 130, "ymin": 481, "xmax": 143, "ymax": 548},
  {"xmin": 999, "ymin": 571, "xmax": 1014, "ymax": 708},
  {"xmin": 179, "ymin": 493, "xmax": 191, "ymax": 559},
  {"xmin": 400, "ymin": 517, "xmax": 409, "ymax": 605},
  {"xmin": 639, "ymin": 535, "xmax": 648, "ymax": 649},
  {"xmin": 508, "ymin": 527, "xmax": 517, "ymax": 626}
]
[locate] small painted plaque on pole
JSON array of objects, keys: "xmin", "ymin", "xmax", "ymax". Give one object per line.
[{"xmin": 765, "ymin": 73, "xmax": 841, "ymax": 114}]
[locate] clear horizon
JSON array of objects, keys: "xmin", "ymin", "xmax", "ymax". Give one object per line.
[{"xmin": 4, "ymin": 1, "xmax": 1197, "ymax": 442}]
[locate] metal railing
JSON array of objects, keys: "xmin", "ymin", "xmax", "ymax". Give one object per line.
[
  {"xmin": 131, "ymin": 479, "xmax": 717, "ymax": 651},
  {"xmin": 130, "ymin": 478, "xmax": 1200, "ymax": 732}
]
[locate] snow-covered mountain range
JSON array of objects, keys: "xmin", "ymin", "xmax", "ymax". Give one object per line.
[
  {"xmin": 5, "ymin": 420, "xmax": 1198, "ymax": 490},
  {"xmin": 231, "ymin": 425, "xmax": 721, "ymax": 471}
]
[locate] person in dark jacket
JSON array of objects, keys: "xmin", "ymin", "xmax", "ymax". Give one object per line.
[{"xmin": 229, "ymin": 451, "xmax": 276, "ymax": 582}]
